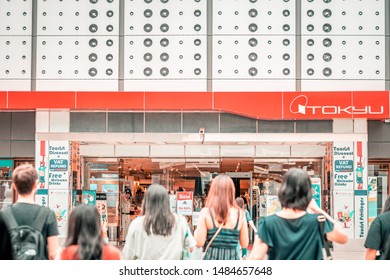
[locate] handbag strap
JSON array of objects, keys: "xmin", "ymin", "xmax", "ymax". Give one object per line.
[
  {"xmin": 203, "ymin": 214, "xmax": 227, "ymax": 255},
  {"xmin": 318, "ymin": 214, "xmax": 332, "ymax": 260}
]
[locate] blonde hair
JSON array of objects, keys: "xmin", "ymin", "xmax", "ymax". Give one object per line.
[{"xmin": 205, "ymin": 174, "xmax": 238, "ymax": 224}]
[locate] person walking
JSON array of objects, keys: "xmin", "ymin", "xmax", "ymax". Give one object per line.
[
  {"xmin": 236, "ymin": 197, "xmax": 257, "ymax": 259},
  {"xmin": 249, "ymin": 168, "xmax": 348, "ymax": 260},
  {"xmin": 364, "ymin": 196, "xmax": 390, "ymax": 260},
  {"xmin": 1, "ymin": 164, "xmax": 59, "ymax": 260},
  {"xmin": 0, "ymin": 211, "xmax": 13, "ymax": 260},
  {"xmin": 194, "ymin": 174, "xmax": 248, "ymax": 260},
  {"xmin": 122, "ymin": 184, "xmax": 195, "ymax": 260},
  {"xmin": 61, "ymin": 204, "xmax": 121, "ymax": 260}
]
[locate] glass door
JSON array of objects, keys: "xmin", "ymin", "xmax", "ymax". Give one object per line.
[{"xmin": 368, "ymin": 162, "xmax": 389, "ymax": 225}]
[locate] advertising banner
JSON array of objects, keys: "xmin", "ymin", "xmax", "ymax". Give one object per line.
[
  {"xmin": 310, "ymin": 178, "xmax": 321, "ymax": 208},
  {"xmin": 96, "ymin": 193, "xmax": 108, "ymax": 225},
  {"xmin": 48, "ymin": 189, "xmax": 69, "ymax": 236},
  {"xmin": 333, "ymin": 190, "xmax": 355, "ymax": 238},
  {"xmin": 354, "ymin": 141, "xmax": 367, "ymax": 190},
  {"xmin": 36, "ymin": 189, "xmax": 48, "ymax": 207},
  {"xmin": 82, "ymin": 190, "xmax": 96, "ymax": 205},
  {"xmin": 169, "ymin": 194, "xmax": 177, "ymax": 213},
  {"xmin": 354, "ymin": 191, "xmax": 368, "ymax": 239},
  {"xmin": 192, "ymin": 211, "xmax": 200, "ymax": 226},
  {"xmin": 177, "ymin": 191, "xmax": 193, "ymax": 215},
  {"xmin": 48, "ymin": 141, "xmax": 70, "ymax": 189},
  {"xmin": 333, "ymin": 142, "xmax": 354, "ymax": 191},
  {"xmin": 35, "ymin": 141, "xmax": 49, "ymax": 189}
]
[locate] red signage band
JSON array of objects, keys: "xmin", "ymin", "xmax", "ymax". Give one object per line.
[{"xmin": 1, "ymin": 91, "xmax": 389, "ymax": 120}]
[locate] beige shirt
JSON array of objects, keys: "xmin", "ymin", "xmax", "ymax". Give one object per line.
[{"xmin": 122, "ymin": 214, "xmax": 195, "ymax": 260}]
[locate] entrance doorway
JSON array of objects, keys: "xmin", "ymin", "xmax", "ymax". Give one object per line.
[{"xmin": 80, "ymin": 156, "xmax": 325, "ymax": 243}]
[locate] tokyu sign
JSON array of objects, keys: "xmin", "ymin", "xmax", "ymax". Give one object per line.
[{"xmin": 289, "ymin": 95, "xmax": 384, "ymax": 116}]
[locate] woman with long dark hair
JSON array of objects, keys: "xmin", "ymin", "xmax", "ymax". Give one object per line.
[
  {"xmin": 194, "ymin": 174, "xmax": 248, "ymax": 260},
  {"xmin": 122, "ymin": 184, "xmax": 194, "ymax": 260},
  {"xmin": 61, "ymin": 204, "xmax": 121, "ymax": 260},
  {"xmin": 249, "ymin": 168, "xmax": 348, "ymax": 260}
]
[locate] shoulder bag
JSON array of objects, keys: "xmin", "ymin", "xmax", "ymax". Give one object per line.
[
  {"xmin": 202, "ymin": 219, "xmax": 225, "ymax": 260},
  {"xmin": 317, "ymin": 215, "xmax": 333, "ymax": 260}
]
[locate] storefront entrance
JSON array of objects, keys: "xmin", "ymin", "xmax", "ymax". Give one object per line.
[{"xmin": 80, "ymin": 156, "xmax": 326, "ymax": 243}]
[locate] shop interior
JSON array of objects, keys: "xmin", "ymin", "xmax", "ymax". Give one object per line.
[{"xmin": 80, "ymin": 156, "xmax": 326, "ymax": 243}]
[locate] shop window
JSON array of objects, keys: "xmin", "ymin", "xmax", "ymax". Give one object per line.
[
  {"xmin": 11, "ymin": 112, "xmax": 35, "ymax": 140},
  {"xmin": 258, "ymin": 120, "xmax": 294, "ymax": 133},
  {"xmin": 0, "ymin": 112, "xmax": 11, "ymax": 140},
  {"xmin": 108, "ymin": 113, "xmax": 144, "ymax": 133},
  {"xmin": 145, "ymin": 113, "xmax": 181, "ymax": 133},
  {"xmin": 296, "ymin": 120, "xmax": 333, "ymax": 133},
  {"xmin": 183, "ymin": 113, "xmax": 219, "ymax": 133},
  {"xmin": 70, "ymin": 112, "xmax": 106, "ymax": 132},
  {"xmin": 220, "ymin": 113, "xmax": 256, "ymax": 133}
]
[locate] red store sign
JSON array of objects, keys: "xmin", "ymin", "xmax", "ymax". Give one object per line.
[{"xmin": 1, "ymin": 90, "xmax": 389, "ymax": 120}]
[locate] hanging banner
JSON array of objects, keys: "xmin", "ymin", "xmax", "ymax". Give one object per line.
[
  {"xmin": 354, "ymin": 190, "xmax": 368, "ymax": 239},
  {"xmin": 81, "ymin": 190, "xmax": 96, "ymax": 205},
  {"xmin": 48, "ymin": 141, "xmax": 70, "ymax": 189},
  {"xmin": 333, "ymin": 142, "xmax": 354, "ymax": 190},
  {"xmin": 48, "ymin": 189, "xmax": 69, "ymax": 237},
  {"xmin": 177, "ymin": 192, "xmax": 193, "ymax": 215},
  {"xmin": 354, "ymin": 141, "xmax": 367, "ymax": 190},
  {"xmin": 36, "ymin": 189, "xmax": 48, "ymax": 207},
  {"xmin": 96, "ymin": 193, "xmax": 108, "ymax": 225},
  {"xmin": 169, "ymin": 195, "xmax": 177, "ymax": 213},
  {"xmin": 333, "ymin": 190, "xmax": 355, "ymax": 238},
  {"xmin": 35, "ymin": 141, "xmax": 49, "ymax": 189},
  {"xmin": 310, "ymin": 178, "xmax": 321, "ymax": 208}
]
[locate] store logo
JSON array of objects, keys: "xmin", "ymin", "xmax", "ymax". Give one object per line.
[{"xmin": 289, "ymin": 95, "xmax": 384, "ymax": 115}]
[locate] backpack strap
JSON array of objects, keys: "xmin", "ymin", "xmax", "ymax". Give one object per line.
[
  {"xmin": 2, "ymin": 206, "xmax": 19, "ymax": 230},
  {"xmin": 33, "ymin": 207, "xmax": 49, "ymax": 233}
]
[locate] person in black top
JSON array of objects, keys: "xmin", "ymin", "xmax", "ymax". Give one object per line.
[
  {"xmin": 0, "ymin": 211, "xmax": 13, "ymax": 259},
  {"xmin": 364, "ymin": 196, "xmax": 390, "ymax": 260},
  {"xmin": 249, "ymin": 168, "xmax": 348, "ymax": 260}
]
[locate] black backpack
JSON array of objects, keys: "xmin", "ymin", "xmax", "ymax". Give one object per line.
[{"xmin": 2, "ymin": 206, "xmax": 49, "ymax": 260}]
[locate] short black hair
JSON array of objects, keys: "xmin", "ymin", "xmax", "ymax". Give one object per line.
[{"xmin": 278, "ymin": 168, "xmax": 312, "ymax": 211}]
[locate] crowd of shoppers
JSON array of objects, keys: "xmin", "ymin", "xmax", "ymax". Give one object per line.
[{"xmin": 2, "ymin": 164, "xmax": 390, "ymax": 260}]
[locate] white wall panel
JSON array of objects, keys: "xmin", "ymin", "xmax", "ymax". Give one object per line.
[
  {"xmin": 50, "ymin": 111, "xmax": 70, "ymax": 133},
  {"xmin": 80, "ymin": 144, "xmax": 115, "ymax": 157},
  {"xmin": 36, "ymin": 36, "xmax": 119, "ymax": 80},
  {"xmin": 115, "ymin": 145, "xmax": 150, "ymax": 157},
  {"xmin": 0, "ymin": 0, "xmax": 32, "ymax": 36},
  {"xmin": 301, "ymin": 36, "xmax": 385, "ymax": 80},
  {"xmin": 36, "ymin": 80, "xmax": 118, "ymax": 91},
  {"xmin": 124, "ymin": 80, "xmax": 207, "ymax": 91},
  {"xmin": 213, "ymin": 0, "xmax": 295, "ymax": 35},
  {"xmin": 255, "ymin": 145, "xmax": 290, "ymax": 157},
  {"xmin": 221, "ymin": 146, "xmax": 255, "ymax": 157},
  {"xmin": 37, "ymin": 0, "xmax": 119, "ymax": 36},
  {"xmin": 290, "ymin": 145, "xmax": 326, "ymax": 157},
  {"xmin": 213, "ymin": 80, "xmax": 296, "ymax": 92},
  {"xmin": 124, "ymin": 35, "xmax": 206, "ymax": 80},
  {"xmin": 36, "ymin": 111, "xmax": 50, "ymax": 133},
  {"xmin": 125, "ymin": 0, "xmax": 206, "ymax": 36},
  {"xmin": 150, "ymin": 145, "xmax": 185, "ymax": 157},
  {"xmin": 302, "ymin": 0, "xmax": 384, "ymax": 36},
  {"xmin": 185, "ymin": 145, "xmax": 220, "ymax": 157},
  {"xmin": 0, "ymin": 36, "xmax": 32, "ymax": 80},
  {"xmin": 301, "ymin": 80, "xmax": 386, "ymax": 91},
  {"xmin": 213, "ymin": 36, "xmax": 295, "ymax": 79}
]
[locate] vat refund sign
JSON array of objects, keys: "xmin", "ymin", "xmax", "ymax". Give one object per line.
[{"xmin": 48, "ymin": 141, "xmax": 69, "ymax": 189}]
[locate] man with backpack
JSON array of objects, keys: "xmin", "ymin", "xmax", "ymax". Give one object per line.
[{"xmin": 1, "ymin": 164, "xmax": 59, "ymax": 260}]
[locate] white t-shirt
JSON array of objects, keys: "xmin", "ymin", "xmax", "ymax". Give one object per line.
[{"xmin": 122, "ymin": 214, "xmax": 195, "ymax": 260}]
